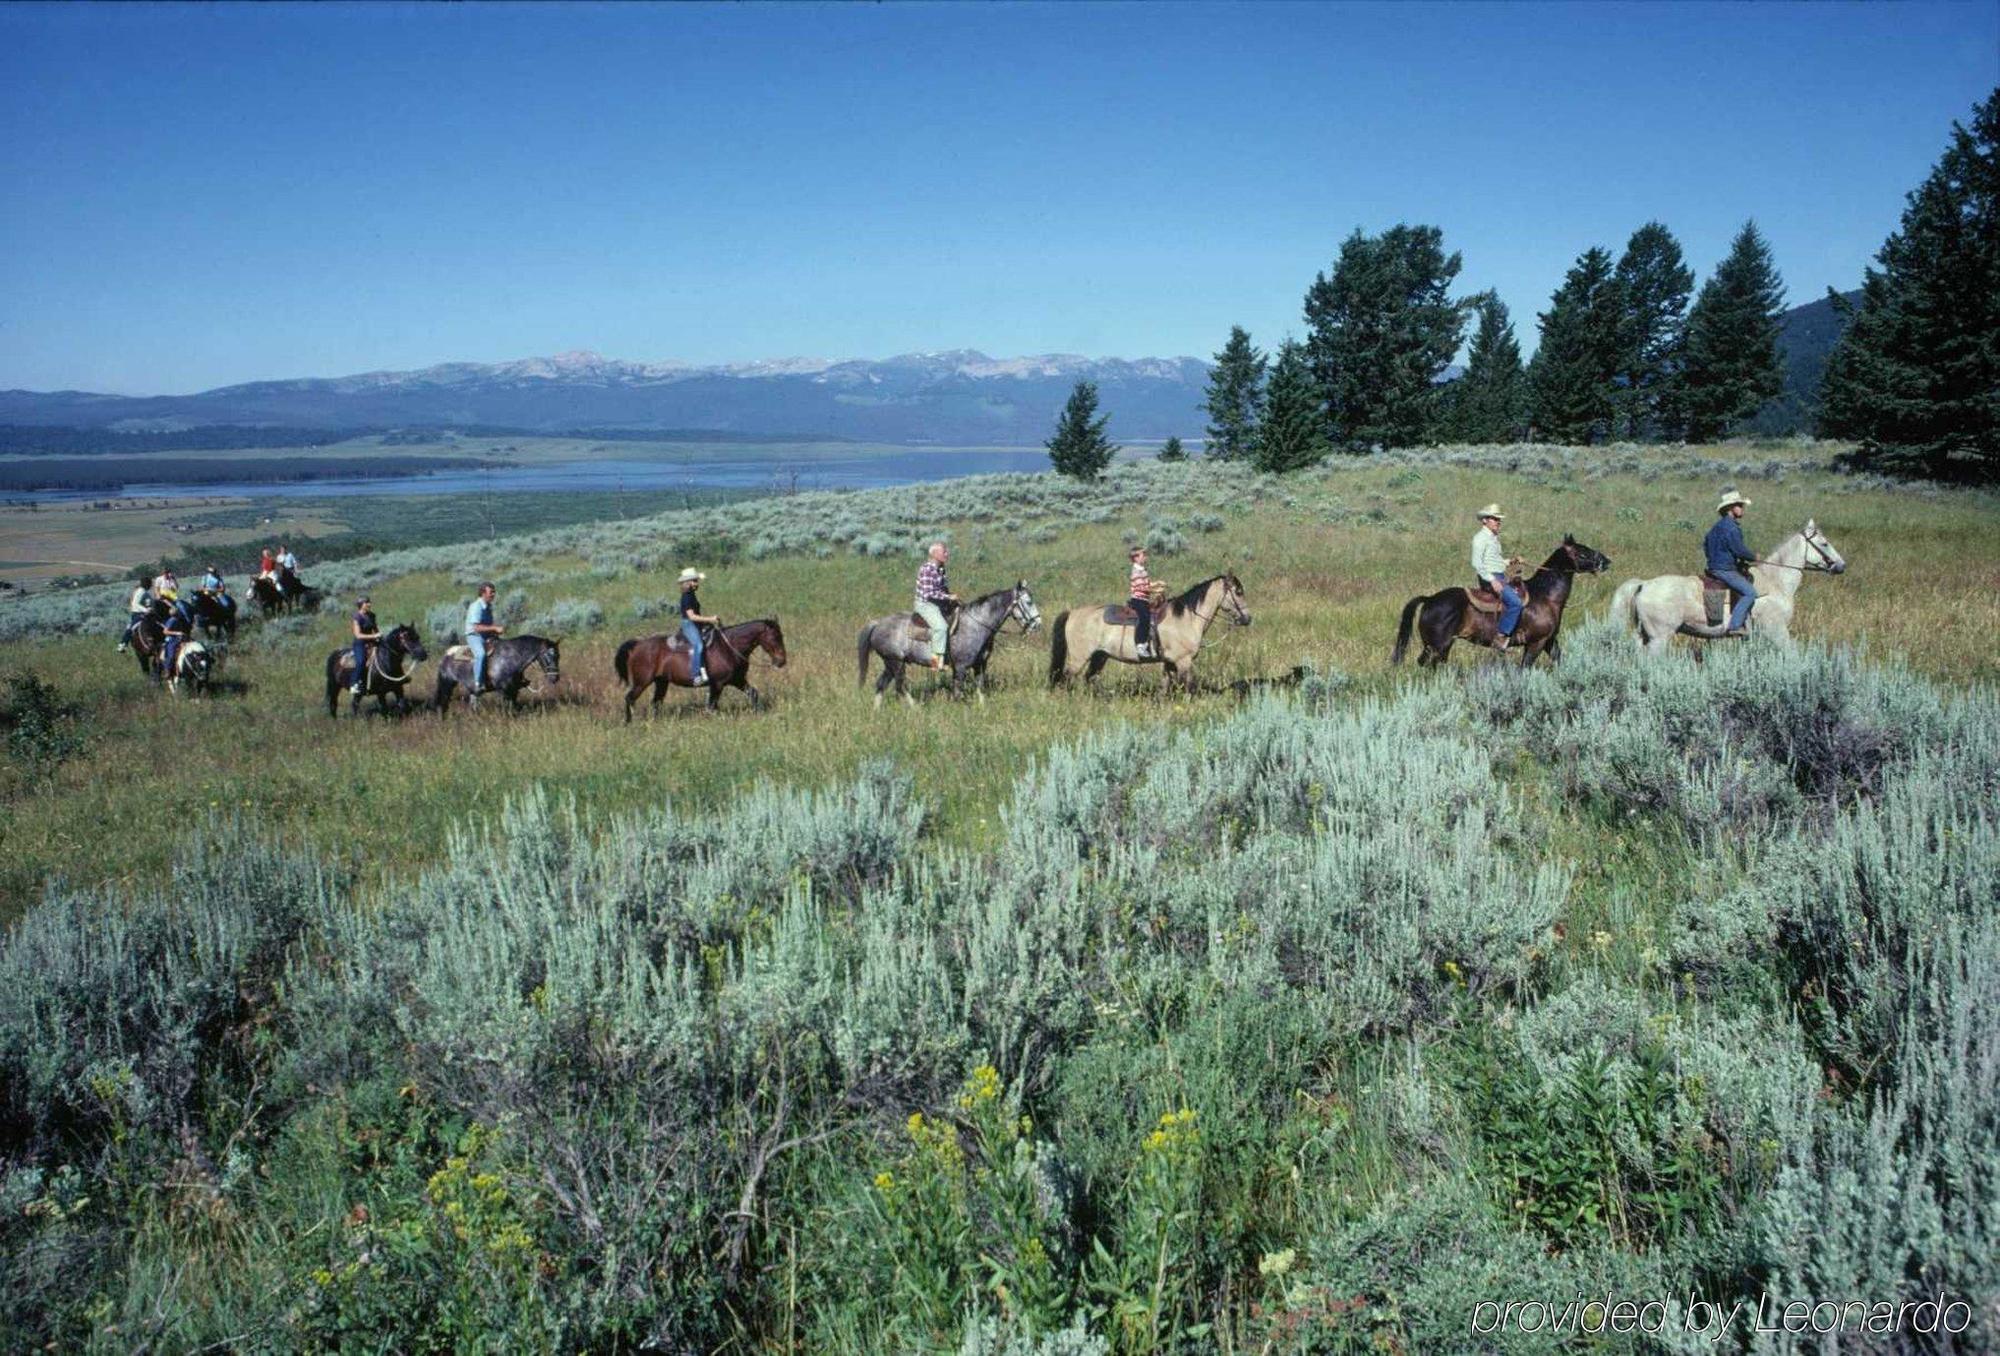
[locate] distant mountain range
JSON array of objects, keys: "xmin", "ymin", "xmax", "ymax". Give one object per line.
[{"xmin": 0, "ymin": 294, "xmax": 1853, "ymax": 450}]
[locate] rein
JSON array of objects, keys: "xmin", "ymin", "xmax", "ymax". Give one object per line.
[
  {"xmin": 369, "ymin": 643, "xmax": 420, "ymax": 687},
  {"xmin": 1753, "ymin": 534, "xmax": 1837, "ymax": 573}
]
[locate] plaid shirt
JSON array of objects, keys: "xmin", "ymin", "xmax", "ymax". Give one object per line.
[{"xmin": 916, "ymin": 558, "xmax": 950, "ymax": 601}]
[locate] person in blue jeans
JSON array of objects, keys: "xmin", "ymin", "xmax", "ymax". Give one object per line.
[
  {"xmin": 677, "ymin": 568, "xmax": 719, "ymax": 686},
  {"xmin": 465, "ymin": 582, "xmax": 503, "ymax": 692},
  {"xmin": 350, "ymin": 595, "xmax": 380, "ymax": 694},
  {"xmin": 1703, "ymin": 488, "xmax": 1759, "ymax": 635},
  {"xmin": 1470, "ymin": 504, "xmax": 1523, "ymax": 650},
  {"xmin": 160, "ymin": 595, "xmax": 194, "ymax": 679}
]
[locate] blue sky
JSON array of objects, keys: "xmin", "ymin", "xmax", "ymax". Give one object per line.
[{"xmin": 2, "ymin": 1, "xmax": 1993, "ymax": 395}]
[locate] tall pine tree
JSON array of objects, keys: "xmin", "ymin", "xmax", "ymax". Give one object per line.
[
  {"xmin": 1201, "ymin": 326, "xmax": 1267, "ymax": 460},
  {"xmin": 1529, "ymin": 247, "xmax": 1625, "ymax": 444},
  {"xmin": 1252, "ymin": 341, "xmax": 1331, "ymax": 474},
  {"xmin": 1045, "ymin": 380, "xmax": 1119, "ymax": 480},
  {"xmin": 1612, "ymin": 222, "xmax": 1694, "ymax": 439},
  {"xmin": 1680, "ymin": 222, "xmax": 1786, "ymax": 442},
  {"xmin": 1820, "ymin": 88, "xmax": 1998, "ymax": 482},
  {"xmin": 1303, "ymin": 225, "xmax": 1466, "ymax": 451},
  {"xmin": 1440, "ymin": 292, "xmax": 1528, "ymax": 443}
]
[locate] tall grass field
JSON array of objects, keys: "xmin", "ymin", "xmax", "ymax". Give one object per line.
[{"xmin": 1, "ymin": 443, "xmax": 1996, "ymax": 1352}]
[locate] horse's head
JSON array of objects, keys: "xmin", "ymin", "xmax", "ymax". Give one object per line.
[
  {"xmin": 758, "ymin": 619, "xmax": 788, "ymax": 667},
  {"xmin": 1221, "ymin": 572, "xmax": 1252, "ymax": 626},
  {"xmin": 1800, "ymin": 518, "xmax": 1847, "ymax": 575},
  {"xmin": 1559, "ymin": 534, "xmax": 1612, "ymax": 575},
  {"xmin": 390, "ymin": 623, "xmax": 428, "ymax": 664},
  {"xmin": 1011, "ymin": 580, "xmax": 1043, "ymax": 633},
  {"xmin": 537, "ymin": 638, "xmax": 563, "ymax": 683}
]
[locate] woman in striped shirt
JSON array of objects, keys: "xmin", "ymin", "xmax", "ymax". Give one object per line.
[{"xmin": 1129, "ymin": 546, "xmax": 1158, "ymax": 659}]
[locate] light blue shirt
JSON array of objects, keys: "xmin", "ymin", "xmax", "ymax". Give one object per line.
[{"xmin": 466, "ymin": 598, "xmax": 493, "ymax": 635}]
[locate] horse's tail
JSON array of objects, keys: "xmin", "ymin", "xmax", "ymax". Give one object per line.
[
  {"xmin": 1608, "ymin": 578, "xmax": 1643, "ymax": 630},
  {"xmin": 856, "ymin": 624, "xmax": 875, "ymax": 688},
  {"xmin": 324, "ymin": 650, "xmax": 343, "ymax": 716},
  {"xmin": 1048, "ymin": 611, "xmax": 1071, "ymax": 686},
  {"xmin": 1390, "ymin": 595, "xmax": 1425, "ymax": 665},
  {"xmin": 614, "ymin": 638, "xmax": 637, "ymax": 684}
]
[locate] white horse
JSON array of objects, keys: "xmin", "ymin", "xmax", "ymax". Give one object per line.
[{"xmin": 1607, "ymin": 519, "xmax": 1847, "ymax": 653}]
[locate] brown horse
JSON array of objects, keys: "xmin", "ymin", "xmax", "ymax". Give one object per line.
[
  {"xmin": 1391, "ymin": 535, "xmax": 1611, "ymax": 668},
  {"xmin": 613, "ymin": 617, "xmax": 788, "ymax": 719}
]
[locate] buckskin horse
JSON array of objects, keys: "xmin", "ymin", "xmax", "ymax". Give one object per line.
[
  {"xmin": 1391, "ymin": 535, "xmax": 1611, "ymax": 668},
  {"xmin": 614, "ymin": 617, "xmax": 788, "ymax": 719},
  {"xmin": 434, "ymin": 634, "xmax": 562, "ymax": 715},
  {"xmin": 1607, "ymin": 519, "xmax": 1846, "ymax": 653},
  {"xmin": 858, "ymin": 581, "xmax": 1041, "ymax": 707},
  {"xmin": 1050, "ymin": 572, "xmax": 1251, "ymax": 695},
  {"xmin": 325, "ymin": 622, "xmax": 428, "ymax": 718}
]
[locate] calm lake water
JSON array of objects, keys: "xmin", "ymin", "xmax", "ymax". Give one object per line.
[{"xmin": 18, "ymin": 448, "xmax": 1091, "ymax": 503}]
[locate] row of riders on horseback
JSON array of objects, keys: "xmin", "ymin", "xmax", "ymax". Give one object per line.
[{"xmin": 127, "ymin": 484, "xmax": 1845, "ymax": 712}]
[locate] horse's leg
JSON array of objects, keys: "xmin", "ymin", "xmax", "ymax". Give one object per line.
[
  {"xmin": 1083, "ymin": 652, "xmax": 1109, "ymax": 686},
  {"xmin": 745, "ymin": 684, "xmax": 762, "ymax": 711}
]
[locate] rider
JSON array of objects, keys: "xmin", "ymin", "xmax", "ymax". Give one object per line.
[
  {"xmin": 350, "ymin": 594, "xmax": 380, "ymax": 695},
  {"xmin": 152, "ymin": 566, "xmax": 179, "ymax": 602},
  {"xmin": 1129, "ymin": 546, "xmax": 1158, "ymax": 659},
  {"xmin": 277, "ymin": 544, "xmax": 300, "ymax": 594},
  {"xmin": 1471, "ymin": 504, "xmax": 1523, "ymax": 651},
  {"xmin": 677, "ymin": 568, "xmax": 718, "ymax": 686},
  {"xmin": 465, "ymin": 582, "xmax": 503, "ymax": 693},
  {"xmin": 258, "ymin": 546, "xmax": 277, "ymax": 582},
  {"xmin": 1704, "ymin": 488, "xmax": 1758, "ymax": 636},
  {"xmin": 160, "ymin": 591, "xmax": 194, "ymax": 678},
  {"xmin": 118, "ymin": 570, "xmax": 152, "ymax": 652},
  {"xmin": 914, "ymin": 541, "xmax": 959, "ymax": 672}
]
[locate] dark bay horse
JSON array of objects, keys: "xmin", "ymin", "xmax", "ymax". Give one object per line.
[
  {"xmin": 857, "ymin": 581, "xmax": 1041, "ymax": 707},
  {"xmin": 1391, "ymin": 535, "xmax": 1611, "ymax": 668},
  {"xmin": 190, "ymin": 589, "xmax": 238, "ymax": 643},
  {"xmin": 251, "ymin": 574, "xmax": 321, "ymax": 617},
  {"xmin": 434, "ymin": 634, "xmax": 562, "ymax": 715},
  {"xmin": 128, "ymin": 602, "xmax": 169, "ymax": 678},
  {"xmin": 614, "ymin": 617, "xmax": 788, "ymax": 719},
  {"xmin": 325, "ymin": 623, "xmax": 428, "ymax": 718}
]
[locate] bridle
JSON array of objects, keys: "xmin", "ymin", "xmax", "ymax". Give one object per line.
[
  {"xmin": 368, "ymin": 631, "xmax": 422, "ymax": 687},
  {"xmin": 1756, "ymin": 526, "xmax": 1840, "ymax": 574},
  {"xmin": 1008, "ymin": 588, "xmax": 1041, "ymax": 634}
]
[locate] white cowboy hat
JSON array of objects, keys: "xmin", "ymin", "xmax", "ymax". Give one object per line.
[
  {"xmin": 1475, "ymin": 504, "xmax": 1505, "ymax": 521},
  {"xmin": 1716, "ymin": 488, "xmax": 1751, "ymax": 513},
  {"xmin": 676, "ymin": 567, "xmax": 706, "ymax": 584}
]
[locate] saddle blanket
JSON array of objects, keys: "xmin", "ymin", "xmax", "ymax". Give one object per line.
[
  {"xmin": 1701, "ymin": 574, "xmax": 1739, "ymax": 627},
  {"xmin": 1466, "ymin": 585, "xmax": 1504, "ymax": 615},
  {"xmin": 444, "ymin": 644, "xmax": 472, "ymax": 663},
  {"xmin": 1099, "ymin": 604, "xmax": 1142, "ymax": 627}
]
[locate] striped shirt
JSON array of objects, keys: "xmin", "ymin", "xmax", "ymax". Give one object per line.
[
  {"xmin": 916, "ymin": 558, "xmax": 950, "ymax": 601},
  {"xmin": 1130, "ymin": 561, "xmax": 1154, "ymax": 601}
]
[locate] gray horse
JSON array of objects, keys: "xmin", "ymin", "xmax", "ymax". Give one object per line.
[
  {"xmin": 857, "ymin": 580, "xmax": 1041, "ymax": 707},
  {"xmin": 434, "ymin": 634, "xmax": 562, "ymax": 715}
]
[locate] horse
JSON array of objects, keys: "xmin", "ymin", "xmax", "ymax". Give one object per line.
[
  {"xmin": 165, "ymin": 639, "xmax": 216, "ymax": 697},
  {"xmin": 251, "ymin": 575, "xmax": 321, "ymax": 617},
  {"xmin": 189, "ymin": 589, "xmax": 238, "ymax": 643},
  {"xmin": 1391, "ymin": 535, "xmax": 1612, "ymax": 669},
  {"xmin": 325, "ymin": 623, "xmax": 428, "ymax": 718},
  {"xmin": 858, "ymin": 581, "xmax": 1041, "ymax": 707},
  {"xmin": 433, "ymin": 634, "xmax": 562, "ymax": 715},
  {"xmin": 613, "ymin": 618, "xmax": 789, "ymax": 719},
  {"xmin": 128, "ymin": 603, "xmax": 169, "ymax": 679},
  {"xmin": 1049, "ymin": 572, "xmax": 1252, "ymax": 695},
  {"xmin": 1607, "ymin": 520, "xmax": 1846, "ymax": 653}
]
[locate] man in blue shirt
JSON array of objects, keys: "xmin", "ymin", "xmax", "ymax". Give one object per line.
[
  {"xmin": 1703, "ymin": 488, "xmax": 1758, "ymax": 635},
  {"xmin": 677, "ymin": 568, "xmax": 718, "ymax": 686},
  {"xmin": 465, "ymin": 583, "xmax": 502, "ymax": 692}
]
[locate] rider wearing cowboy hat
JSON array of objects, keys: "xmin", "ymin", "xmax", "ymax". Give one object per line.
[
  {"xmin": 1471, "ymin": 504, "xmax": 1524, "ymax": 651},
  {"xmin": 678, "ymin": 568, "xmax": 719, "ymax": 686},
  {"xmin": 1704, "ymin": 488, "xmax": 1758, "ymax": 635}
]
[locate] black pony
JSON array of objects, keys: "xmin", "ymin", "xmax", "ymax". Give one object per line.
[
  {"xmin": 189, "ymin": 589, "xmax": 238, "ymax": 643},
  {"xmin": 434, "ymin": 635, "xmax": 562, "ymax": 715},
  {"xmin": 325, "ymin": 623, "xmax": 428, "ymax": 718},
  {"xmin": 1391, "ymin": 535, "xmax": 1611, "ymax": 668}
]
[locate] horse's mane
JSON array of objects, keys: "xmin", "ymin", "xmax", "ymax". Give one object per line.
[
  {"xmin": 967, "ymin": 586, "xmax": 1016, "ymax": 608},
  {"xmin": 1168, "ymin": 574, "xmax": 1230, "ymax": 616},
  {"xmin": 724, "ymin": 617, "xmax": 779, "ymax": 631}
]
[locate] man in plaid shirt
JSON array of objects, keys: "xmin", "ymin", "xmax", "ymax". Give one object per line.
[{"xmin": 914, "ymin": 541, "xmax": 958, "ymax": 671}]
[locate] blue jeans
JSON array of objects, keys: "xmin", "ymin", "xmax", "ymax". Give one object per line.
[
  {"xmin": 352, "ymin": 641, "xmax": 370, "ymax": 686},
  {"xmin": 467, "ymin": 634, "xmax": 488, "ymax": 688},
  {"xmin": 1494, "ymin": 582, "xmax": 1524, "ymax": 636},
  {"xmin": 1714, "ymin": 569, "xmax": 1757, "ymax": 631},
  {"xmin": 162, "ymin": 637, "xmax": 181, "ymax": 673},
  {"xmin": 680, "ymin": 618, "xmax": 706, "ymax": 678}
]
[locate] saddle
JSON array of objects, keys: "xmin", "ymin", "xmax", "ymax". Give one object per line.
[
  {"xmin": 1701, "ymin": 573, "xmax": 1741, "ymax": 627},
  {"xmin": 1100, "ymin": 604, "xmax": 1141, "ymax": 627},
  {"xmin": 1466, "ymin": 582, "xmax": 1505, "ymax": 615},
  {"xmin": 444, "ymin": 644, "xmax": 472, "ymax": 663}
]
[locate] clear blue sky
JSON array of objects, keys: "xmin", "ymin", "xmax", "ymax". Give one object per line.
[{"xmin": 2, "ymin": 1, "xmax": 1993, "ymax": 395}]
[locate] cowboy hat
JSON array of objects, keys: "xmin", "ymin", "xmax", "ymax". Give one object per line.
[
  {"xmin": 1475, "ymin": 504, "xmax": 1505, "ymax": 521},
  {"xmin": 676, "ymin": 567, "xmax": 707, "ymax": 584},
  {"xmin": 1716, "ymin": 488, "xmax": 1751, "ymax": 513}
]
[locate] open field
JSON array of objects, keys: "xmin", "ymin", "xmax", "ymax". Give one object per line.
[{"xmin": 3, "ymin": 444, "xmax": 1997, "ymax": 1351}]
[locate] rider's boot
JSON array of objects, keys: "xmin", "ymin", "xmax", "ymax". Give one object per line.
[{"xmin": 1493, "ymin": 632, "xmax": 1511, "ymax": 652}]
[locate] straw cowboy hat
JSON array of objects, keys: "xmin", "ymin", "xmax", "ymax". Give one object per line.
[
  {"xmin": 1716, "ymin": 488, "xmax": 1752, "ymax": 513},
  {"xmin": 1474, "ymin": 504, "xmax": 1505, "ymax": 521},
  {"xmin": 676, "ymin": 567, "xmax": 707, "ymax": 584}
]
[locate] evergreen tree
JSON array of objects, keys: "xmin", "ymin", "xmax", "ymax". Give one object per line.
[
  {"xmin": 1201, "ymin": 326, "xmax": 1266, "ymax": 460},
  {"xmin": 1303, "ymin": 225, "xmax": 1466, "ymax": 451},
  {"xmin": 1045, "ymin": 380, "xmax": 1119, "ymax": 479},
  {"xmin": 1252, "ymin": 340, "xmax": 1332, "ymax": 473},
  {"xmin": 1529, "ymin": 247, "xmax": 1626, "ymax": 444},
  {"xmin": 1680, "ymin": 222, "xmax": 1786, "ymax": 441},
  {"xmin": 1157, "ymin": 435, "xmax": 1186, "ymax": 462},
  {"xmin": 1440, "ymin": 292, "xmax": 1529, "ymax": 443},
  {"xmin": 1612, "ymin": 221, "xmax": 1694, "ymax": 439},
  {"xmin": 1820, "ymin": 88, "xmax": 1998, "ymax": 482}
]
